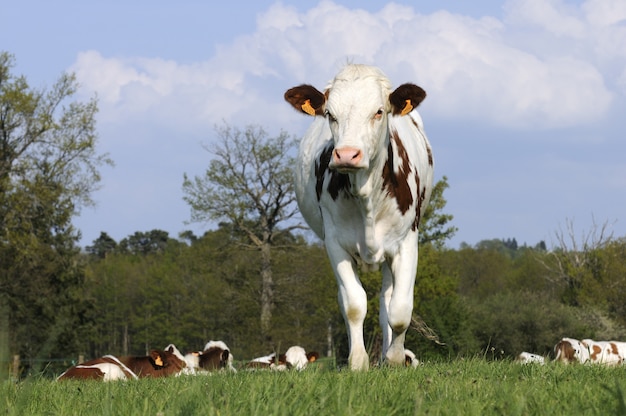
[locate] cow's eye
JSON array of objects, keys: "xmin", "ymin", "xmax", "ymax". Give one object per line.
[
  {"xmin": 373, "ymin": 109, "xmax": 384, "ymax": 120},
  {"xmin": 325, "ymin": 111, "xmax": 336, "ymax": 122}
]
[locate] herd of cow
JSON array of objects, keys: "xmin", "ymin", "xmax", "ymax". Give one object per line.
[
  {"xmin": 58, "ymin": 335, "xmax": 624, "ymax": 381},
  {"xmin": 517, "ymin": 337, "xmax": 626, "ymax": 366},
  {"xmin": 56, "ymin": 341, "xmax": 321, "ymax": 381},
  {"xmin": 56, "ymin": 341, "xmax": 424, "ymax": 381}
]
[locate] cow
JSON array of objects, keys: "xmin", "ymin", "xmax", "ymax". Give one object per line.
[
  {"xmin": 201, "ymin": 340, "xmax": 237, "ymax": 372},
  {"xmin": 554, "ymin": 337, "xmax": 590, "ymax": 364},
  {"xmin": 515, "ymin": 352, "xmax": 546, "ymax": 365},
  {"xmin": 581, "ymin": 339, "xmax": 624, "ymax": 366},
  {"xmin": 404, "ymin": 349, "xmax": 420, "ymax": 368},
  {"xmin": 56, "ymin": 355, "xmax": 138, "ymax": 381},
  {"xmin": 285, "ymin": 64, "xmax": 434, "ymax": 370},
  {"xmin": 248, "ymin": 346, "xmax": 319, "ymax": 371},
  {"xmin": 117, "ymin": 345, "xmax": 187, "ymax": 378}
]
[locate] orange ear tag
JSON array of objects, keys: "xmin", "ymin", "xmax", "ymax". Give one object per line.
[
  {"xmin": 301, "ymin": 99, "xmax": 316, "ymax": 116},
  {"xmin": 400, "ymin": 99, "xmax": 413, "ymax": 116},
  {"xmin": 155, "ymin": 356, "xmax": 164, "ymax": 367}
]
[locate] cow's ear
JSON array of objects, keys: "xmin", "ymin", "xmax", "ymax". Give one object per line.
[
  {"xmin": 284, "ymin": 84, "xmax": 326, "ymax": 116},
  {"xmin": 389, "ymin": 83, "xmax": 426, "ymax": 116},
  {"xmin": 150, "ymin": 350, "xmax": 165, "ymax": 367}
]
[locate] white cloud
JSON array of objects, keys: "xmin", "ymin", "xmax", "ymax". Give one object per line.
[
  {"xmin": 582, "ymin": 0, "xmax": 626, "ymax": 27},
  {"xmin": 71, "ymin": 0, "xmax": 622, "ymax": 134}
]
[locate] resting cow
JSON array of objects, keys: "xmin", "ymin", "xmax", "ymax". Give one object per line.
[
  {"xmin": 248, "ymin": 346, "xmax": 319, "ymax": 371},
  {"xmin": 56, "ymin": 355, "xmax": 138, "ymax": 381},
  {"xmin": 117, "ymin": 345, "xmax": 187, "ymax": 378}
]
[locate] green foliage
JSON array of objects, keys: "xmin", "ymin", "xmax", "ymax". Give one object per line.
[
  {"xmin": 419, "ymin": 176, "xmax": 457, "ymax": 248},
  {"xmin": 0, "ymin": 51, "xmax": 111, "ymax": 367},
  {"xmin": 466, "ymin": 290, "xmax": 592, "ymax": 357}
]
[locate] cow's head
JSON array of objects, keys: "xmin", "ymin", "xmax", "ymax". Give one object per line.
[
  {"xmin": 149, "ymin": 346, "xmax": 186, "ymax": 373},
  {"xmin": 285, "ymin": 64, "xmax": 426, "ymax": 172}
]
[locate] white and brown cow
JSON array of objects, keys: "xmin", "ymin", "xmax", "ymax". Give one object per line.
[
  {"xmin": 515, "ymin": 352, "xmax": 546, "ymax": 365},
  {"xmin": 285, "ymin": 64, "xmax": 434, "ymax": 370},
  {"xmin": 56, "ymin": 355, "xmax": 138, "ymax": 381},
  {"xmin": 117, "ymin": 345, "xmax": 187, "ymax": 378},
  {"xmin": 247, "ymin": 346, "xmax": 319, "ymax": 371},
  {"xmin": 581, "ymin": 339, "xmax": 624, "ymax": 366},
  {"xmin": 554, "ymin": 337, "xmax": 590, "ymax": 364}
]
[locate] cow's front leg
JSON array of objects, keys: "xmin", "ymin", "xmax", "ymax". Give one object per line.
[
  {"xmin": 327, "ymin": 245, "xmax": 369, "ymax": 370},
  {"xmin": 385, "ymin": 232, "xmax": 418, "ymax": 366}
]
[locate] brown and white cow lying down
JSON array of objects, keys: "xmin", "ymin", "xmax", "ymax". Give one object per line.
[
  {"xmin": 404, "ymin": 349, "xmax": 420, "ymax": 368},
  {"xmin": 57, "ymin": 344, "xmax": 187, "ymax": 381},
  {"xmin": 515, "ymin": 352, "xmax": 546, "ymax": 365},
  {"xmin": 56, "ymin": 355, "xmax": 139, "ymax": 381},
  {"xmin": 554, "ymin": 337, "xmax": 590, "ymax": 364},
  {"xmin": 286, "ymin": 64, "xmax": 434, "ymax": 370},
  {"xmin": 181, "ymin": 340, "xmax": 237, "ymax": 374},
  {"xmin": 554, "ymin": 337, "xmax": 626, "ymax": 365},
  {"xmin": 582, "ymin": 339, "xmax": 625, "ymax": 365},
  {"xmin": 248, "ymin": 346, "xmax": 320, "ymax": 371}
]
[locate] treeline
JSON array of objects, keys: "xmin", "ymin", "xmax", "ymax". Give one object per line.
[{"xmin": 61, "ymin": 226, "xmax": 626, "ymax": 367}]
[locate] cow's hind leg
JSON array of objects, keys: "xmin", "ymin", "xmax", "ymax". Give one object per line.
[{"xmin": 379, "ymin": 262, "xmax": 393, "ymax": 361}]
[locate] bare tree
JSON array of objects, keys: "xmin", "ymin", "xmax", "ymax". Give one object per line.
[
  {"xmin": 182, "ymin": 123, "xmax": 303, "ymax": 340},
  {"xmin": 537, "ymin": 216, "xmax": 615, "ymax": 305}
]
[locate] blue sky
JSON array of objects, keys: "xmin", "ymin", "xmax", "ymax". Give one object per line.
[{"xmin": 3, "ymin": 0, "xmax": 625, "ymax": 249}]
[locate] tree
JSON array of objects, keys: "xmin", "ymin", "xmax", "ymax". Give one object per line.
[
  {"xmin": 118, "ymin": 229, "xmax": 171, "ymax": 255},
  {"xmin": 182, "ymin": 123, "xmax": 302, "ymax": 342},
  {"xmin": 86, "ymin": 231, "xmax": 117, "ymax": 258},
  {"xmin": 538, "ymin": 217, "xmax": 615, "ymax": 306},
  {"xmin": 0, "ymin": 51, "xmax": 111, "ymax": 367},
  {"xmin": 419, "ymin": 176, "xmax": 457, "ymax": 248}
]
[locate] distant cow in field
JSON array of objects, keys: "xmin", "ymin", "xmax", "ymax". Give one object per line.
[
  {"xmin": 56, "ymin": 355, "xmax": 138, "ymax": 381},
  {"xmin": 581, "ymin": 339, "xmax": 624, "ymax": 366},
  {"xmin": 515, "ymin": 352, "xmax": 546, "ymax": 365},
  {"xmin": 404, "ymin": 349, "xmax": 420, "ymax": 368},
  {"xmin": 248, "ymin": 346, "xmax": 319, "ymax": 370},
  {"xmin": 554, "ymin": 338, "xmax": 590, "ymax": 364},
  {"xmin": 117, "ymin": 345, "xmax": 187, "ymax": 378},
  {"xmin": 182, "ymin": 341, "xmax": 237, "ymax": 374},
  {"xmin": 202, "ymin": 340, "xmax": 237, "ymax": 372},
  {"xmin": 285, "ymin": 64, "xmax": 434, "ymax": 370}
]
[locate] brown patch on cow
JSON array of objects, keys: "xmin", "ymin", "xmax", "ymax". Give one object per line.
[
  {"xmin": 555, "ymin": 340, "xmax": 576, "ymax": 362},
  {"xmin": 58, "ymin": 366, "xmax": 106, "ymax": 381},
  {"xmin": 315, "ymin": 143, "xmax": 351, "ymax": 201},
  {"xmin": 119, "ymin": 348, "xmax": 185, "ymax": 378},
  {"xmin": 199, "ymin": 347, "xmax": 230, "ymax": 371},
  {"xmin": 610, "ymin": 342, "xmax": 619, "ymax": 356},
  {"xmin": 413, "ymin": 184, "xmax": 426, "ymax": 231},
  {"xmin": 427, "ymin": 146, "xmax": 433, "ymax": 167},
  {"xmin": 590, "ymin": 345, "xmax": 602, "ymax": 361},
  {"xmin": 382, "ymin": 130, "xmax": 413, "ymax": 215}
]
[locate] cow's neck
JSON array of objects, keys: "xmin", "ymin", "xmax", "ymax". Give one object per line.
[{"xmin": 345, "ymin": 133, "xmax": 389, "ymax": 263}]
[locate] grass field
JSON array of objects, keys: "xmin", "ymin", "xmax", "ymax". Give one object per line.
[{"xmin": 2, "ymin": 357, "xmax": 626, "ymax": 415}]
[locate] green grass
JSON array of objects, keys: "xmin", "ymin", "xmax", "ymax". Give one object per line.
[{"xmin": 2, "ymin": 358, "xmax": 626, "ymax": 415}]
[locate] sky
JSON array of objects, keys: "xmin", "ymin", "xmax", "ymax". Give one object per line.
[{"xmin": 3, "ymin": 0, "xmax": 626, "ymax": 249}]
